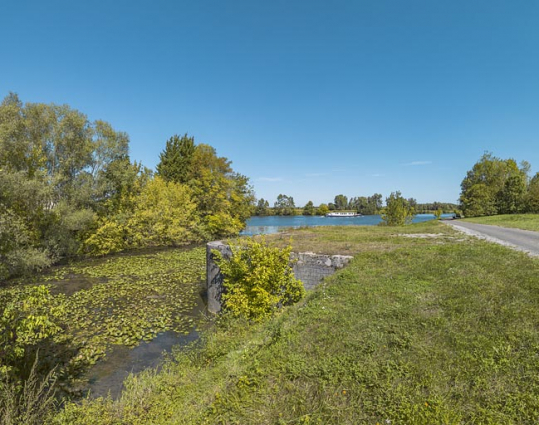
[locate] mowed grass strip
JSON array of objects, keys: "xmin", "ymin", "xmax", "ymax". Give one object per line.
[
  {"xmin": 463, "ymin": 213, "xmax": 539, "ymax": 232},
  {"xmin": 54, "ymin": 222, "xmax": 539, "ymax": 424}
]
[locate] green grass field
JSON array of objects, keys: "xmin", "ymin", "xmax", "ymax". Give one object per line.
[
  {"xmin": 463, "ymin": 214, "xmax": 539, "ymax": 232},
  {"xmin": 52, "ymin": 222, "xmax": 539, "ymax": 424}
]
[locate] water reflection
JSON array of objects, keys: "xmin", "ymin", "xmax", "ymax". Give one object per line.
[{"xmin": 86, "ymin": 328, "xmax": 200, "ymax": 399}]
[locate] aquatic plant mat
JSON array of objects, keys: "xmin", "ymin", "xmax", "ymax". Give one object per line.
[
  {"xmin": 1, "ymin": 247, "xmax": 206, "ymax": 397},
  {"xmin": 53, "ymin": 222, "xmax": 539, "ymax": 423}
]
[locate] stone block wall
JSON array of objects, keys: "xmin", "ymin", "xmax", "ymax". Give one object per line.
[
  {"xmin": 290, "ymin": 252, "xmax": 353, "ymax": 290},
  {"xmin": 206, "ymin": 241, "xmax": 352, "ymax": 313}
]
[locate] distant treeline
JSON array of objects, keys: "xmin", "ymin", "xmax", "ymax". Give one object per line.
[
  {"xmin": 254, "ymin": 193, "xmax": 457, "ymax": 216},
  {"xmin": 0, "ymin": 93, "xmax": 254, "ymax": 280}
]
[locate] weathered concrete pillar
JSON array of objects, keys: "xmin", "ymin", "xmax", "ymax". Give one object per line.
[
  {"xmin": 206, "ymin": 241, "xmax": 232, "ymax": 314},
  {"xmin": 206, "ymin": 241, "xmax": 353, "ymax": 314}
]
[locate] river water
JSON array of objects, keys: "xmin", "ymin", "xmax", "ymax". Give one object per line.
[{"xmin": 241, "ymin": 213, "xmax": 454, "ymax": 235}]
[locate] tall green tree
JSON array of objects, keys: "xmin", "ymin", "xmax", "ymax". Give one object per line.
[
  {"xmin": 0, "ymin": 93, "xmax": 129, "ymax": 207},
  {"xmin": 334, "ymin": 194, "xmax": 348, "ymax": 210},
  {"xmin": 460, "ymin": 153, "xmax": 529, "ymax": 217},
  {"xmin": 255, "ymin": 198, "xmax": 270, "ymax": 216},
  {"xmin": 0, "ymin": 93, "xmax": 131, "ymax": 277},
  {"xmin": 188, "ymin": 144, "xmax": 254, "ymax": 237},
  {"xmin": 156, "ymin": 134, "xmax": 195, "ymax": 184},
  {"xmin": 274, "ymin": 194, "xmax": 296, "ymax": 216},
  {"xmin": 369, "ymin": 193, "xmax": 383, "ymax": 212},
  {"xmin": 302, "ymin": 201, "xmax": 315, "ymax": 216},
  {"xmin": 157, "ymin": 138, "xmax": 255, "ymax": 238}
]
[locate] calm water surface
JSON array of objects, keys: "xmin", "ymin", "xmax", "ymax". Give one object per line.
[
  {"xmin": 242, "ymin": 214, "xmax": 454, "ymax": 235},
  {"xmin": 86, "ymin": 291, "xmax": 206, "ymax": 399}
]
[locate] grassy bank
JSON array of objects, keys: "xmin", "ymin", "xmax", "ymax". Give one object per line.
[
  {"xmin": 52, "ymin": 222, "xmax": 539, "ymax": 424},
  {"xmin": 463, "ymin": 214, "xmax": 539, "ymax": 232}
]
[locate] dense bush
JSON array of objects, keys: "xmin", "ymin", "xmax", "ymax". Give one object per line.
[
  {"xmin": 84, "ymin": 177, "xmax": 199, "ymax": 255},
  {"xmin": 380, "ymin": 191, "xmax": 415, "ymax": 226},
  {"xmin": 0, "ymin": 285, "xmax": 65, "ymax": 377},
  {"xmin": 214, "ymin": 238, "xmax": 305, "ymax": 321}
]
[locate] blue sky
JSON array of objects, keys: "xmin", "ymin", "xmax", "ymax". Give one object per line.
[{"xmin": 2, "ymin": 0, "xmax": 538, "ymax": 206}]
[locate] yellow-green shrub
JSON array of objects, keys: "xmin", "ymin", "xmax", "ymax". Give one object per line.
[
  {"xmin": 83, "ymin": 177, "xmax": 199, "ymax": 255},
  {"xmin": 214, "ymin": 238, "xmax": 305, "ymax": 321}
]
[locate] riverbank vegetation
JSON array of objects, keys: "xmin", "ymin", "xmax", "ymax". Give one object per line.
[
  {"xmin": 51, "ymin": 222, "xmax": 539, "ymax": 423},
  {"xmin": 0, "ymin": 94, "xmax": 254, "ymax": 278},
  {"xmin": 460, "ymin": 152, "xmax": 539, "ymax": 217},
  {"xmin": 0, "ymin": 93, "xmax": 255, "ymax": 420}
]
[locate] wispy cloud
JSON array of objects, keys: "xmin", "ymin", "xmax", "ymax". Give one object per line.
[
  {"xmin": 257, "ymin": 177, "xmax": 283, "ymax": 182},
  {"xmin": 305, "ymin": 172, "xmax": 328, "ymax": 177},
  {"xmin": 402, "ymin": 161, "xmax": 432, "ymax": 166},
  {"xmin": 371, "ymin": 173, "xmax": 384, "ymax": 177}
]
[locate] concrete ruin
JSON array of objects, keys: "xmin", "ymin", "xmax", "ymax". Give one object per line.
[{"xmin": 206, "ymin": 241, "xmax": 353, "ymax": 313}]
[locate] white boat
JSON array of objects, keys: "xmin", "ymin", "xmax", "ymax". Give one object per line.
[{"xmin": 326, "ymin": 212, "xmax": 362, "ymax": 217}]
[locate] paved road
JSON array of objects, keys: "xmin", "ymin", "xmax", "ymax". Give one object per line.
[{"xmin": 444, "ymin": 220, "xmax": 539, "ymax": 257}]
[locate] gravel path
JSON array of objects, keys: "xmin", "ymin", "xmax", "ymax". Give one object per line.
[{"xmin": 444, "ymin": 220, "xmax": 539, "ymax": 257}]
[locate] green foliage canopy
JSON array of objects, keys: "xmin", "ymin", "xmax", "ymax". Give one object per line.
[
  {"xmin": 254, "ymin": 198, "xmax": 270, "ymax": 216},
  {"xmin": 0, "ymin": 93, "xmax": 255, "ymax": 278},
  {"xmin": 84, "ymin": 176, "xmax": 198, "ymax": 255},
  {"xmin": 0, "ymin": 93, "xmax": 130, "ymax": 277},
  {"xmin": 333, "ymin": 194, "xmax": 348, "ymax": 210},
  {"xmin": 156, "ymin": 140, "xmax": 255, "ymax": 239},
  {"xmin": 274, "ymin": 194, "xmax": 296, "ymax": 216},
  {"xmin": 302, "ymin": 200, "xmax": 315, "ymax": 216},
  {"xmin": 156, "ymin": 134, "xmax": 195, "ymax": 184},
  {"xmin": 460, "ymin": 153, "xmax": 529, "ymax": 217},
  {"xmin": 380, "ymin": 191, "xmax": 415, "ymax": 226},
  {"xmin": 349, "ymin": 194, "xmax": 383, "ymax": 215},
  {"xmin": 527, "ymin": 173, "xmax": 539, "ymax": 213},
  {"xmin": 315, "ymin": 203, "xmax": 329, "ymax": 215}
]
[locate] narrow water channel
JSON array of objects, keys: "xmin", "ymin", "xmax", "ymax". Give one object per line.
[
  {"xmin": 34, "ymin": 245, "xmax": 211, "ymax": 401},
  {"xmin": 85, "ymin": 290, "xmax": 207, "ymax": 399}
]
